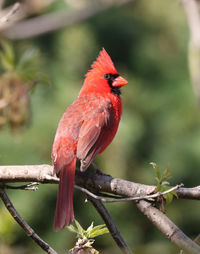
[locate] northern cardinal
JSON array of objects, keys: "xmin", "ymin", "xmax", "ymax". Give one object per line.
[{"xmin": 52, "ymin": 48, "xmax": 128, "ymax": 231}]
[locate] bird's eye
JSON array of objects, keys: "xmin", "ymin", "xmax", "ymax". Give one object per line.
[{"xmin": 104, "ymin": 73, "xmax": 111, "ymax": 80}]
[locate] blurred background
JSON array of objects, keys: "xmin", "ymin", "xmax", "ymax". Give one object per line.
[{"xmin": 0, "ymin": 0, "xmax": 200, "ymax": 253}]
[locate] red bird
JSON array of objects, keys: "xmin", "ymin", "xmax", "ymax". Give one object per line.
[{"xmin": 52, "ymin": 48, "xmax": 128, "ymax": 231}]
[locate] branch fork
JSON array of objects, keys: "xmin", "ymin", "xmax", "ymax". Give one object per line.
[{"xmin": 0, "ymin": 164, "xmax": 200, "ymax": 254}]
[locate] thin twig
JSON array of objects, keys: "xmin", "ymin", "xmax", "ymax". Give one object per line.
[
  {"xmin": 4, "ymin": 182, "xmax": 39, "ymax": 191},
  {"xmin": 0, "ymin": 2, "xmax": 20, "ymax": 23},
  {"xmin": 0, "ymin": 186, "xmax": 57, "ymax": 254},
  {"xmin": 87, "ymin": 195, "xmax": 133, "ymax": 254},
  {"xmin": 75, "ymin": 184, "xmax": 183, "ymax": 203},
  {"xmin": 136, "ymin": 200, "xmax": 200, "ymax": 254}
]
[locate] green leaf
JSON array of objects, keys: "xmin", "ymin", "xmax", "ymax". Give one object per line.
[
  {"xmin": 162, "ymin": 168, "xmax": 171, "ymax": 182},
  {"xmin": 172, "ymin": 190, "xmax": 178, "ymax": 199},
  {"xmin": 0, "ymin": 41, "xmax": 49, "ymax": 90},
  {"xmin": 0, "ymin": 41, "xmax": 15, "ymax": 71},
  {"xmin": 89, "ymin": 227, "xmax": 109, "ymax": 238},
  {"xmin": 150, "ymin": 162, "xmax": 161, "ymax": 182},
  {"xmin": 86, "ymin": 222, "xmax": 94, "ymax": 233},
  {"xmin": 157, "ymin": 185, "xmax": 177, "ymax": 206},
  {"xmin": 164, "ymin": 192, "xmax": 174, "ymax": 206},
  {"xmin": 16, "ymin": 48, "xmax": 38, "ymax": 71},
  {"xmin": 1, "ymin": 41, "xmax": 14, "ymax": 61},
  {"xmin": 151, "ymin": 162, "xmax": 171, "ymax": 188},
  {"xmin": 151, "ymin": 163, "xmax": 178, "ymax": 208},
  {"xmin": 67, "ymin": 225, "xmax": 79, "ymax": 234},
  {"xmin": 88, "ymin": 224, "xmax": 108, "ymax": 238},
  {"xmin": 90, "ymin": 224, "xmax": 106, "ymax": 231},
  {"xmin": 0, "ymin": 52, "xmax": 11, "ymax": 71},
  {"xmin": 74, "ymin": 219, "xmax": 84, "ymax": 236},
  {"xmin": 67, "ymin": 221, "xmax": 109, "ymax": 240}
]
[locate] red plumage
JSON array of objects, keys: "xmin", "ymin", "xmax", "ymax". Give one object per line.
[{"xmin": 52, "ymin": 48, "xmax": 128, "ymax": 231}]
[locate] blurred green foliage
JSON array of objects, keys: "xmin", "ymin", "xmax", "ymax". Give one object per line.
[
  {"xmin": 0, "ymin": 0, "xmax": 200, "ymax": 253},
  {"xmin": 0, "ymin": 40, "xmax": 49, "ymax": 132}
]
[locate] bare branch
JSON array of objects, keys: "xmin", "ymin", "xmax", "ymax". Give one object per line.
[
  {"xmin": 176, "ymin": 185, "xmax": 200, "ymax": 200},
  {"xmin": 75, "ymin": 184, "xmax": 183, "ymax": 203},
  {"xmin": 76, "ymin": 170, "xmax": 200, "ymax": 253},
  {"xmin": 0, "ymin": 2, "xmax": 27, "ymax": 30},
  {"xmin": 194, "ymin": 234, "xmax": 200, "ymax": 245},
  {"xmin": 0, "ymin": 1, "xmax": 4, "ymax": 9},
  {"xmin": 0, "ymin": 164, "xmax": 59, "ymax": 183},
  {"xmin": 0, "ymin": 185, "xmax": 57, "ymax": 254},
  {"xmin": 87, "ymin": 195, "xmax": 133, "ymax": 254},
  {"xmin": 136, "ymin": 200, "xmax": 200, "ymax": 254},
  {"xmin": 181, "ymin": 0, "xmax": 200, "ymax": 103},
  {"xmin": 0, "ymin": 2, "xmax": 20, "ymax": 23},
  {"xmin": 180, "ymin": 234, "xmax": 200, "ymax": 254},
  {"xmin": 0, "ymin": 165, "xmax": 199, "ymax": 200},
  {"xmin": 75, "ymin": 170, "xmax": 200, "ymax": 200},
  {"xmin": 2, "ymin": 0, "xmax": 135, "ymax": 39},
  {"xmin": 181, "ymin": 0, "xmax": 200, "ymax": 47},
  {"xmin": 4, "ymin": 182, "xmax": 39, "ymax": 191},
  {"xmin": 0, "ymin": 165, "xmax": 200, "ymax": 253},
  {"xmin": 77, "ymin": 175, "xmax": 200, "ymax": 253}
]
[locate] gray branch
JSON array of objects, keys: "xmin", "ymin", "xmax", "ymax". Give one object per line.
[
  {"xmin": 75, "ymin": 183, "xmax": 183, "ymax": 203},
  {"xmin": 181, "ymin": 0, "xmax": 200, "ymax": 103},
  {"xmin": 0, "ymin": 164, "xmax": 200, "ymax": 254},
  {"xmin": 136, "ymin": 200, "xmax": 200, "ymax": 254},
  {"xmin": 1, "ymin": 0, "xmax": 135, "ymax": 39},
  {"xmin": 180, "ymin": 234, "xmax": 200, "ymax": 254},
  {"xmin": 0, "ymin": 2, "xmax": 20, "ymax": 24},
  {"xmin": 0, "ymin": 185, "xmax": 57, "ymax": 254},
  {"xmin": 88, "ymin": 195, "xmax": 133, "ymax": 254},
  {"xmin": 0, "ymin": 165, "xmax": 199, "ymax": 200}
]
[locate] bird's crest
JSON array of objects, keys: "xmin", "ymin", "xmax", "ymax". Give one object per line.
[{"xmin": 86, "ymin": 48, "xmax": 118, "ymax": 78}]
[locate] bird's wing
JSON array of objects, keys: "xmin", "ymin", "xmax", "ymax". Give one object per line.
[
  {"xmin": 52, "ymin": 101, "xmax": 83, "ymax": 174},
  {"xmin": 77, "ymin": 100, "xmax": 115, "ymax": 171}
]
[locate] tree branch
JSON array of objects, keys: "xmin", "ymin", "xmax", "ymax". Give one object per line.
[
  {"xmin": 4, "ymin": 182, "xmax": 39, "ymax": 191},
  {"xmin": 0, "ymin": 184, "xmax": 57, "ymax": 254},
  {"xmin": 0, "ymin": 164, "xmax": 200, "ymax": 253},
  {"xmin": 75, "ymin": 184, "xmax": 183, "ymax": 203},
  {"xmin": 180, "ymin": 234, "xmax": 200, "ymax": 254},
  {"xmin": 87, "ymin": 195, "xmax": 133, "ymax": 254},
  {"xmin": 0, "ymin": 164, "xmax": 59, "ymax": 183},
  {"xmin": 181, "ymin": 0, "xmax": 200, "ymax": 104},
  {"xmin": 76, "ymin": 170, "xmax": 200, "ymax": 200},
  {"xmin": 0, "ymin": 2, "xmax": 27, "ymax": 30},
  {"xmin": 0, "ymin": 165, "xmax": 199, "ymax": 200},
  {"xmin": 176, "ymin": 185, "xmax": 200, "ymax": 200},
  {"xmin": 1, "ymin": 0, "xmax": 135, "ymax": 40},
  {"xmin": 0, "ymin": 2, "xmax": 20, "ymax": 23},
  {"xmin": 136, "ymin": 200, "xmax": 200, "ymax": 254}
]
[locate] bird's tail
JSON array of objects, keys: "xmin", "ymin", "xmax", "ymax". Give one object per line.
[{"xmin": 54, "ymin": 157, "xmax": 76, "ymax": 232}]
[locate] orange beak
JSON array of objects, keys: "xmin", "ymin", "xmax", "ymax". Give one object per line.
[{"xmin": 112, "ymin": 76, "xmax": 128, "ymax": 87}]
